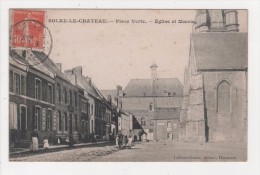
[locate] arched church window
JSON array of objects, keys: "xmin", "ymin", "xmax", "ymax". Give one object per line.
[{"xmin": 217, "ymin": 81, "xmax": 231, "ymax": 113}]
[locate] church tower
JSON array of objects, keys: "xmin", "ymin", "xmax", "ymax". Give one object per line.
[{"xmin": 193, "ymin": 9, "xmax": 239, "ymax": 33}]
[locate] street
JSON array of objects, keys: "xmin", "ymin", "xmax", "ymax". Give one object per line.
[{"xmin": 10, "ymin": 141, "xmax": 247, "ymax": 162}]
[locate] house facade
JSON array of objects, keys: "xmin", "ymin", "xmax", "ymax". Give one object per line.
[
  {"xmin": 64, "ymin": 66, "xmax": 113, "ymax": 141},
  {"xmin": 120, "ymin": 64, "xmax": 183, "ymax": 141},
  {"xmin": 9, "ymin": 50, "xmax": 56, "ymax": 146}
]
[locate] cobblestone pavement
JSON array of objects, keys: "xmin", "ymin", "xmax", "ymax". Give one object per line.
[
  {"xmin": 10, "ymin": 145, "xmax": 119, "ymax": 162},
  {"xmin": 93, "ymin": 141, "xmax": 247, "ymax": 162},
  {"xmin": 10, "ymin": 141, "xmax": 247, "ymax": 162}
]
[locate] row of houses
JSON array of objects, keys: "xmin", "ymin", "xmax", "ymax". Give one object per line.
[{"xmin": 9, "ymin": 49, "xmax": 133, "ymax": 147}]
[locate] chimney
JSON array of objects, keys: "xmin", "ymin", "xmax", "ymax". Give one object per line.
[
  {"xmin": 56, "ymin": 63, "xmax": 62, "ymax": 71},
  {"xmin": 116, "ymin": 85, "xmax": 122, "ymax": 95},
  {"xmin": 107, "ymin": 95, "xmax": 112, "ymax": 104},
  {"xmin": 64, "ymin": 69, "xmax": 73, "ymax": 75},
  {"xmin": 150, "ymin": 63, "xmax": 158, "ymax": 81},
  {"xmin": 72, "ymin": 66, "xmax": 83, "ymax": 75}
]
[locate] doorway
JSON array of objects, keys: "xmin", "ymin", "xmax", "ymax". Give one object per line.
[
  {"xmin": 69, "ymin": 114, "xmax": 73, "ymax": 134},
  {"xmin": 20, "ymin": 106, "xmax": 27, "ymax": 139}
]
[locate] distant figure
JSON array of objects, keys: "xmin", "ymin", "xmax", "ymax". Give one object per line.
[
  {"xmin": 30, "ymin": 129, "xmax": 39, "ymax": 151},
  {"xmin": 118, "ymin": 134, "xmax": 122, "ymax": 149},
  {"xmin": 127, "ymin": 136, "xmax": 132, "ymax": 149},
  {"xmin": 43, "ymin": 136, "xmax": 49, "ymax": 149},
  {"xmin": 69, "ymin": 134, "xmax": 75, "ymax": 147},
  {"xmin": 116, "ymin": 135, "xmax": 119, "ymax": 148},
  {"xmin": 65, "ymin": 135, "xmax": 70, "ymax": 143},
  {"xmin": 57, "ymin": 137, "xmax": 61, "ymax": 145},
  {"xmin": 122, "ymin": 135, "xmax": 127, "ymax": 148}
]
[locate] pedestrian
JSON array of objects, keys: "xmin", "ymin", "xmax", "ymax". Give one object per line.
[
  {"xmin": 127, "ymin": 136, "xmax": 132, "ymax": 149},
  {"xmin": 69, "ymin": 134, "xmax": 75, "ymax": 147},
  {"xmin": 116, "ymin": 135, "xmax": 119, "ymax": 148},
  {"xmin": 30, "ymin": 129, "xmax": 39, "ymax": 151},
  {"xmin": 65, "ymin": 135, "xmax": 69, "ymax": 144},
  {"xmin": 122, "ymin": 135, "xmax": 127, "ymax": 148},
  {"xmin": 118, "ymin": 134, "xmax": 122, "ymax": 149},
  {"xmin": 43, "ymin": 136, "xmax": 49, "ymax": 149},
  {"xmin": 57, "ymin": 137, "xmax": 61, "ymax": 145}
]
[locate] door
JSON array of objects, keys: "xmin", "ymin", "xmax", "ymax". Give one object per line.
[
  {"xmin": 20, "ymin": 106, "xmax": 27, "ymax": 138},
  {"xmin": 69, "ymin": 114, "xmax": 73, "ymax": 134}
]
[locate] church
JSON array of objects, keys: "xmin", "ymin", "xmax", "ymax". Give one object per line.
[{"xmin": 179, "ymin": 10, "xmax": 248, "ymax": 143}]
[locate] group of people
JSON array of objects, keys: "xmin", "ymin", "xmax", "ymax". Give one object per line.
[
  {"xmin": 116, "ymin": 134, "xmax": 132, "ymax": 149},
  {"xmin": 30, "ymin": 130, "xmax": 49, "ymax": 151},
  {"xmin": 30, "ymin": 130, "xmax": 75, "ymax": 151}
]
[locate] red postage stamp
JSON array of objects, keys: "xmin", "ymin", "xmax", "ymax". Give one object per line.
[{"xmin": 11, "ymin": 10, "xmax": 45, "ymax": 49}]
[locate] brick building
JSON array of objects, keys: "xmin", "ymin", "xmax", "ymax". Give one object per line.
[
  {"xmin": 179, "ymin": 10, "xmax": 248, "ymax": 143},
  {"xmin": 64, "ymin": 66, "xmax": 113, "ymax": 141},
  {"xmin": 9, "ymin": 50, "xmax": 56, "ymax": 146},
  {"xmin": 120, "ymin": 64, "xmax": 183, "ymax": 141}
]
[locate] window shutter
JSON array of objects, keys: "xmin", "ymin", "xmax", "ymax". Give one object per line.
[
  {"xmin": 52, "ymin": 110, "xmax": 57, "ymax": 131},
  {"xmin": 9, "ymin": 70, "xmax": 13, "ymax": 92},
  {"xmin": 32, "ymin": 106, "xmax": 35, "ymax": 130},
  {"xmin": 21, "ymin": 75, "xmax": 26, "ymax": 95},
  {"xmin": 9, "ymin": 103, "xmax": 17, "ymax": 129},
  {"xmin": 41, "ymin": 108, "xmax": 46, "ymax": 131}
]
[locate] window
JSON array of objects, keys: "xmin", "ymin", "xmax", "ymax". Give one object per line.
[
  {"xmin": 167, "ymin": 133, "xmax": 172, "ymax": 139},
  {"xmin": 9, "ymin": 103, "xmax": 18, "ymax": 129},
  {"xmin": 173, "ymin": 123, "xmax": 178, "ymax": 129},
  {"xmin": 149, "ymin": 102, "xmax": 154, "ymax": 111},
  {"xmin": 69, "ymin": 90, "xmax": 73, "ymax": 105},
  {"xmin": 141, "ymin": 118, "xmax": 146, "ymax": 126},
  {"xmin": 87, "ymin": 103, "xmax": 90, "ymax": 115},
  {"xmin": 64, "ymin": 88, "xmax": 67, "ymax": 104},
  {"xmin": 58, "ymin": 111, "xmax": 62, "ymax": 131},
  {"xmin": 19, "ymin": 105, "xmax": 27, "ymax": 131},
  {"xmin": 14, "ymin": 73, "xmax": 20, "ymax": 94},
  {"xmin": 46, "ymin": 110, "xmax": 52, "ymax": 131},
  {"xmin": 217, "ymin": 81, "xmax": 231, "ymax": 113},
  {"xmin": 75, "ymin": 115, "xmax": 78, "ymax": 131},
  {"xmin": 82, "ymin": 101, "xmax": 87, "ymax": 113},
  {"xmin": 34, "ymin": 107, "xmax": 41, "ymax": 130},
  {"xmin": 74, "ymin": 92, "xmax": 77, "ymax": 107},
  {"xmin": 150, "ymin": 119, "xmax": 154, "ymax": 126},
  {"xmin": 91, "ymin": 104, "xmax": 93, "ymax": 115},
  {"xmin": 57, "ymin": 84, "xmax": 61, "ymax": 102},
  {"xmin": 167, "ymin": 121, "xmax": 171, "ymax": 128},
  {"xmin": 64, "ymin": 112, "xmax": 68, "ymax": 131},
  {"xmin": 35, "ymin": 79, "xmax": 41, "ymax": 100},
  {"xmin": 9, "ymin": 70, "xmax": 14, "ymax": 92},
  {"xmin": 47, "ymin": 84, "xmax": 53, "ymax": 104}
]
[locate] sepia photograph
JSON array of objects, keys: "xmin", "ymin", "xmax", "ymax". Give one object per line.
[{"xmin": 8, "ymin": 9, "xmax": 248, "ymax": 162}]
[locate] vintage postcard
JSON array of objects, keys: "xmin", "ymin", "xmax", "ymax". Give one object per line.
[{"xmin": 8, "ymin": 9, "xmax": 248, "ymax": 162}]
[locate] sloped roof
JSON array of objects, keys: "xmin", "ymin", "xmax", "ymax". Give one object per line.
[
  {"xmin": 154, "ymin": 108, "xmax": 180, "ymax": 120},
  {"xmin": 9, "ymin": 49, "xmax": 55, "ymax": 78},
  {"xmin": 124, "ymin": 78, "xmax": 183, "ymax": 97},
  {"xmin": 192, "ymin": 32, "xmax": 248, "ymax": 70},
  {"xmin": 100, "ymin": 90, "xmax": 117, "ymax": 102},
  {"xmin": 9, "ymin": 48, "xmax": 30, "ymax": 66},
  {"xmin": 76, "ymin": 75, "xmax": 101, "ymax": 100},
  {"xmin": 32, "ymin": 51, "xmax": 70, "ymax": 81}
]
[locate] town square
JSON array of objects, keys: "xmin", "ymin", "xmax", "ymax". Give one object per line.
[{"xmin": 8, "ymin": 9, "xmax": 248, "ymax": 162}]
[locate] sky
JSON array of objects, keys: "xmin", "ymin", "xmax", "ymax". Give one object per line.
[{"xmin": 45, "ymin": 9, "xmax": 247, "ymax": 90}]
